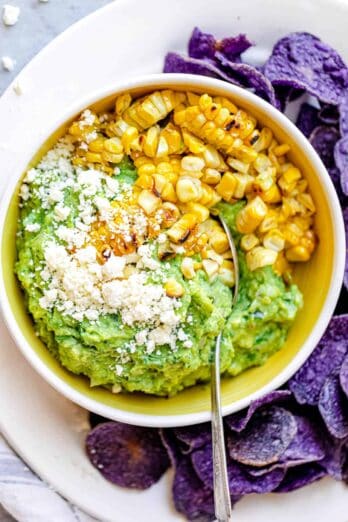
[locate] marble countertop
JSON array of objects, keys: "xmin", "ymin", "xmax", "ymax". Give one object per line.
[{"xmin": 0, "ymin": 0, "xmax": 112, "ymax": 94}]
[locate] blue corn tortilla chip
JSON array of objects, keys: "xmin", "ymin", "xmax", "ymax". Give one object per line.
[
  {"xmin": 225, "ymin": 389, "xmax": 292, "ymax": 432},
  {"xmin": 328, "ymin": 167, "xmax": 348, "ymax": 207},
  {"xmin": 321, "ymin": 435, "xmax": 348, "ymax": 480},
  {"xmin": 275, "ymin": 463, "xmax": 326, "ymax": 493},
  {"xmin": 164, "ymin": 52, "xmax": 243, "ymax": 85},
  {"xmin": 319, "ymin": 104, "xmax": 339, "ymax": 126},
  {"xmin": 334, "ymin": 137, "xmax": 348, "ymax": 195},
  {"xmin": 188, "ymin": 27, "xmax": 252, "ymax": 62},
  {"xmin": 86, "ymin": 422, "xmax": 169, "ymax": 489},
  {"xmin": 191, "ymin": 446, "xmax": 284, "ymax": 495},
  {"xmin": 296, "ymin": 103, "xmax": 320, "ymax": 138},
  {"xmin": 173, "ymin": 423, "xmax": 211, "ymax": 454},
  {"xmin": 263, "ymin": 32, "xmax": 348, "ymax": 105},
  {"xmin": 344, "ymin": 208, "xmax": 348, "ymax": 290},
  {"xmin": 309, "ymin": 125, "xmax": 339, "ymax": 169},
  {"xmin": 247, "ymin": 415, "xmax": 325, "ymax": 476},
  {"xmin": 340, "ymin": 352, "xmax": 348, "ymax": 398},
  {"xmin": 227, "ymin": 406, "xmax": 297, "ymax": 466},
  {"xmin": 339, "ymin": 92, "xmax": 348, "ymax": 137},
  {"xmin": 159, "ymin": 428, "xmax": 182, "ymax": 468},
  {"xmin": 215, "ymin": 52, "xmax": 279, "ymax": 107},
  {"xmin": 172, "ymin": 457, "xmax": 216, "ymax": 522},
  {"xmin": 288, "ymin": 314, "xmax": 348, "ymax": 405},
  {"xmin": 318, "ymin": 374, "xmax": 348, "ymax": 439}
]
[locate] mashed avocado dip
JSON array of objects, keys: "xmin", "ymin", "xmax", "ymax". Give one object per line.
[{"xmin": 16, "ymin": 142, "xmax": 302, "ymax": 397}]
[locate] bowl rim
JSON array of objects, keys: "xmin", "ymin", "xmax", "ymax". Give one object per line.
[{"xmin": 0, "ymin": 73, "xmax": 345, "ymax": 427}]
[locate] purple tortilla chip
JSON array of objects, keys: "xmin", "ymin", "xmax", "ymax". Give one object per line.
[
  {"xmin": 296, "ymin": 103, "xmax": 320, "ymax": 138},
  {"xmin": 164, "ymin": 52, "xmax": 243, "ymax": 86},
  {"xmin": 225, "ymin": 389, "xmax": 292, "ymax": 432},
  {"xmin": 340, "ymin": 352, "xmax": 348, "ymax": 398},
  {"xmin": 309, "ymin": 126, "xmax": 339, "ymax": 169},
  {"xmin": 159, "ymin": 428, "xmax": 181, "ymax": 468},
  {"xmin": 227, "ymin": 406, "xmax": 297, "ymax": 466},
  {"xmin": 321, "ymin": 435, "xmax": 348, "ymax": 480},
  {"xmin": 215, "ymin": 52, "xmax": 279, "ymax": 107},
  {"xmin": 275, "ymin": 463, "xmax": 326, "ymax": 493},
  {"xmin": 86, "ymin": 422, "xmax": 169, "ymax": 489},
  {"xmin": 188, "ymin": 27, "xmax": 252, "ymax": 63},
  {"xmin": 339, "ymin": 91, "xmax": 348, "ymax": 137},
  {"xmin": 334, "ymin": 136, "xmax": 348, "ymax": 195},
  {"xmin": 263, "ymin": 32, "xmax": 348, "ymax": 105},
  {"xmin": 288, "ymin": 314, "xmax": 348, "ymax": 405},
  {"xmin": 318, "ymin": 375, "xmax": 348, "ymax": 439},
  {"xmin": 247, "ymin": 415, "xmax": 325, "ymax": 476},
  {"xmin": 319, "ymin": 104, "xmax": 339, "ymax": 126},
  {"xmin": 328, "ymin": 167, "xmax": 348, "ymax": 207},
  {"xmin": 173, "ymin": 423, "xmax": 211, "ymax": 454},
  {"xmin": 172, "ymin": 457, "xmax": 215, "ymax": 522},
  {"xmin": 191, "ymin": 446, "xmax": 284, "ymax": 495},
  {"xmin": 344, "ymin": 209, "xmax": 348, "ymax": 290}
]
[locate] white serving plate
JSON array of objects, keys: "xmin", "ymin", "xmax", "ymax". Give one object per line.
[{"xmin": 0, "ymin": 0, "xmax": 347, "ymax": 520}]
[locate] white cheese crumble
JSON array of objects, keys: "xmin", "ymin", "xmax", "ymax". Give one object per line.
[
  {"xmin": 1, "ymin": 55, "xmax": 15, "ymax": 71},
  {"xmin": 2, "ymin": 4, "xmax": 20, "ymax": 26},
  {"xmin": 25, "ymin": 223, "xmax": 40, "ymax": 233}
]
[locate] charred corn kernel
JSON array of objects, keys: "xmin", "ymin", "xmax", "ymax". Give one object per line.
[
  {"xmin": 233, "ymin": 173, "xmax": 254, "ymax": 199},
  {"xmin": 181, "ymin": 257, "xmax": 196, "ymax": 279},
  {"xmin": 176, "ymin": 177, "xmax": 202, "ymax": 203},
  {"xmin": 230, "ymin": 144, "xmax": 258, "ymax": 163},
  {"xmin": 236, "ymin": 196, "xmax": 268, "ymax": 234},
  {"xmin": 253, "ymin": 154, "xmax": 272, "ymax": 174},
  {"xmin": 198, "ymin": 183, "xmax": 221, "ymax": 207},
  {"xmin": 167, "ymin": 213, "xmax": 198, "ymax": 243},
  {"xmin": 104, "ymin": 137, "xmax": 123, "ymax": 154},
  {"xmin": 213, "ymin": 96, "xmax": 238, "ymax": 114},
  {"xmin": 210, "ymin": 230, "xmax": 229, "ymax": 254},
  {"xmin": 164, "ymin": 278, "xmax": 185, "ymax": 298},
  {"xmin": 261, "ymin": 184, "xmax": 282, "ymax": 203},
  {"xmin": 153, "ymin": 174, "xmax": 168, "ymax": 195},
  {"xmin": 246, "ymin": 246, "xmax": 278, "ymax": 271},
  {"xmin": 102, "ymin": 151, "xmax": 124, "ymax": 164},
  {"xmin": 184, "ymin": 202, "xmax": 210, "ymax": 223},
  {"xmin": 201, "ymin": 145, "xmax": 225, "ymax": 169},
  {"xmin": 182, "ymin": 130, "xmax": 206, "ymax": 154},
  {"xmin": 137, "ymin": 189, "xmax": 161, "ymax": 215},
  {"xmin": 278, "ymin": 166, "xmax": 302, "ymax": 193},
  {"xmin": 142, "ymin": 126, "xmax": 159, "ymax": 157},
  {"xmin": 285, "ymin": 245, "xmax": 311, "ymax": 262},
  {"xmin": 274, "ymin": 144, "xmax": 290, "ymax": 156},
  {"xmin": 216, "ymin": 172, "xmax": 237, "ymax": 202},
  {"xmin": 115, "ymin": 93, "xmax": 132, "ymax": 115},
  {"xmin": 297, "ymin": 193, "xmax": 316, "ymax": 213},
  {"xmin": 258, "ymin": 212, "xmax": 280, "ymax": 234},
  {"xmin": 201, "ymin": 168, "xmax": 221, "ymax": 185},
  {"xmin": 135, "ymin": 174, "xmax": 153, "ymax": 190},
  {"xmin": 263, "ymin": 231, "xmax": 285, "ymax": 252},
  {"xmin": 181, "ymin": 155, "xmax": 205, "ymax": 174},
  {"xmin": 240, "ymin": 234, "xmax": 259, "ymax": 251},
  {"xmin": 138, "ymin": 163, "xmax": 157, "ymax": 176},
  {"xmin": 156, "ymin": 136, "xmax": 169, "ymax": 157},
  {"xmin": 85, "ymin": 152, "xmax": 103, "ymax": 163},
  {"xmin": 206, "ymin": 249, "xmax": 224, "ymax": 265},
  {"xmin": 227, "ymin": 157, "xmax": 250, "ymax": 174},
  {"xmin": 202, "ymin": 259, "xmax": 219, "ymax": 278},
  {"xmin": 123, "ymin": 90, "xmax": 177, "ymax": 130},
  {"xmin": 218, "ymin": 260, "xmax": 235, "ymax": 287},
  {"xmin": 252, "ymin": 128, "xmax": 273, "ymax": 152},
  {"xmin": 213, "ymin": 106, "xmax": 231, "ymax": 127},
  {"xmin": 161, "ymin": 202, "xmax": 180, "ymax": 228},
  {"xmin": 160, "ymin": 124, "xmax": 183, "ymax": 155},
  {"xmin": 161, "ymin": 183, "xmax": 177, "ymax": 203}
]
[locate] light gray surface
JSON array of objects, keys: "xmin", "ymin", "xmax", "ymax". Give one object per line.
[{"xmin": 0, "ymin": 0, "xmax": 113, "ymax": 93}]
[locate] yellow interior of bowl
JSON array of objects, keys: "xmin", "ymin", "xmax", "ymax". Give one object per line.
[{"xmin": 2, "ymin": 82, "xmax": 335, "ymax": 417}]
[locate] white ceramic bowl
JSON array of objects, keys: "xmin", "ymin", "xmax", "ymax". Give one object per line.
[{"xmin": 0, "ymin": 74, "xmax": 345, "ymax": 427}]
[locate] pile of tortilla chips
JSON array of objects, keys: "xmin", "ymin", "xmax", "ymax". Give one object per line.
[{"xmin": 86, "ymin": 29, "xmax": 348, "ymax": 522}]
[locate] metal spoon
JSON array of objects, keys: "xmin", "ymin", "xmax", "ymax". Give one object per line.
[{"xmin": 211, "ymin": 214, "xmax": 239, "ymax": 522}]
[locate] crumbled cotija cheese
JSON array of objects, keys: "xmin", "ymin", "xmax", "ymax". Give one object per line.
[
  {"xmin": 2, "ymin": 4, "xmax": 20, "ymax": 26},
  {"xmin": 1, "ymin": 55, "xmax": 15, "ymax": 71}
]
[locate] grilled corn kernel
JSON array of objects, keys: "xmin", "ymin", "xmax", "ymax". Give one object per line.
[
  {"xmin": 184, "ymin": 202, "xmax": 210, "ymax": 223},
  {"xmin": 216, "ymin": 172, "xmax": 237, "ymax": 202},
  {"xmin": 181, "ymin": 155, "xmax": 205, "ymax": 174},
  {"xmin": 138, "ymin": 163, "xmax": 157, "ymax": 176},
  {"xmin": 104, "ymin": 137, "xmax": 123, "ymax": 154},
  {"xmin": 240, "ymin": 233, "xmax": 259, "ymax": 251},
  {"xmin": 230, "ymin": 144, "xmax": 258, "ymax": 164},
  {"xmin": 198, "ymin": 183, "xmax": 221, "ymax": 207},
  {"xmin": 115, "ymin": 93, "xmax": 132, "ymax": 115},
  {"xmin": 167, "ymin": 213, "xmax": 198, "ymax": 243},
  {"xmin": 236, "ymin": 196, "xmax": 268, "ymax": 234},
  {"xmin": 218, "ymin": 260, "xmax": 235, "ymax": 287},
  {"xmin": 176, "ymin": 177, "xmax": 202, "ymax": 203},
  {"xmin": 201, "ymin": 145, "xmax": 225, "ymax": 169},
  {"xmin": 261, "ymin": 184, "xmax": 282, "ymax": 203},
  {"xmin": 273, "ymin": 144, "xmax": 290, "ymax": 156},
  {"xmin": 251, "ymin": 128, "xmax": 273, "ymax": 152},
  {"xmin": 182, "ymin": 130, "xmax": 206, "ymax": 154},
  {"xmin": 88, "ymin": 137, "xmax": 105, "ymax": 152},
  {"xmin": 137, "ymin": 189, "xmax": 161, "ymax": 215},
  {"xmin": 202, "ymin": 259, "xmax": 219, "ymax": 278},
  {"xmin": 209, "ymin": 230, "xmax": 229, "ymax": 254},
  {"xmin": 206, "ymin": 249, "xmax": 224, "ymax": 266},
  {"xmin": 246, "ymin": 246, "xmax": 278, "ymax": 271},
  {"xmin": 181, "ymin": 257, "xmax": 196, "ymax": 279},
  {"xmin": 263, "ymin": 230, "xmax": 285, "ymax": 252},
  {"xmin": 233, "ymin": 173, "xmax": 254, "ymax": 199},
  {"xmin": 227, "ymin": 157, "xmax": 250, "ymax": 174},
  {"xmin": 164, "ymin": 278, "xmax": 185, "ymax": 297},
  {"xmin": 135, "ymin": 174, "xmax": 153, "ymax": 190},
  {"xmin": 161, "ymin": 202, "xmax": 180, "ymax": 228},
  {"xmin": 201, "ymin": 168, "xmax": 221, "ymax": 185},
  {"xmin": 285, "ymin": 245, "xmax": 311, "ymax": 262},
  {"xmin": 297, "ymin": 193, "xmax": 316, "ymax": 213},
  {"xmin": 278, "ymin": 166, "xmax": 302, "ymax": 193}
]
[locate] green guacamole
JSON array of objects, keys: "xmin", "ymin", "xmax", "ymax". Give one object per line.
[{"xmin": 16, "ymin": 151, "xmax": 303, "ymax": 396}]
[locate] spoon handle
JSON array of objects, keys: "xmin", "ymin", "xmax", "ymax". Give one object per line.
[{"xmin": 211, "ymin": 332, "xmax": 232, "ymax": 522}]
